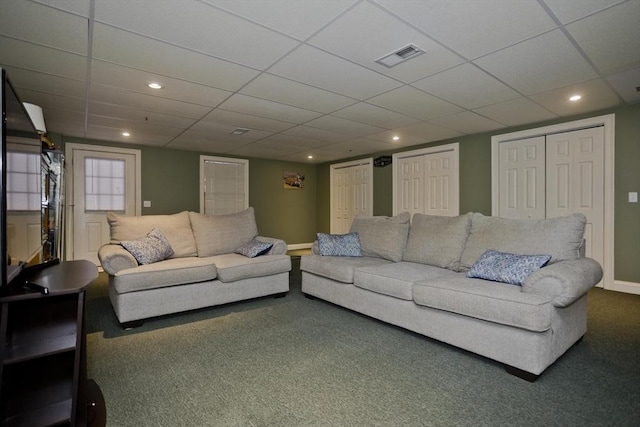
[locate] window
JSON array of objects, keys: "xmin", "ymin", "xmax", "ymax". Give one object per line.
[
  {"xmin": 84, "ymin": 157, "xmax": 125, "ymax": 211},
  {"xmin": 7, "ymin": 151, "xmax": 41, "ymax": 211},
  {"xmin": 200, "ymin": 156, "xmax": 248, "ymax": 216}
]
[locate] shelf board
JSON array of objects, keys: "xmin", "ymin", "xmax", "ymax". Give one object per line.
[
  {"xmin": 3, "ymin": 398, "xmax": 72, "ymax": 427},
  {"xmin": 3, "ymin": 333, "xmax": 76, "ymax": 364}
]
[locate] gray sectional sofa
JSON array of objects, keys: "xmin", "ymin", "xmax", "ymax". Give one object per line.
[
  {"xmin": 98, "ymin": 207, "xmax": 291, "ymax": 328},
  {"xmin": 301, "ymin": 212, "xmax": 602, "ymax": 381}
]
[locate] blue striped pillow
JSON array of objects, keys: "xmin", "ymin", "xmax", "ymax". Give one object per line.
[
  {"xmin": 317, "ymin": 233, "xmax": 362, "ymax": 257},
  {"xmin": 467, "ymin": 250, "xmax": 551, "ymax": 286}
]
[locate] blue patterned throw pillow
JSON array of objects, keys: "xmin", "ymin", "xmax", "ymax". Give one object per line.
[
  {"xmin": 121, "ymin": 228, "xmax": 174, "ymax": 265},
  {"xmin": 467, "ymin": 250, "xmax": 551, "ymax": 286},
  {"xmin": 235, "ymin": 239, "xmax": 273, "ymax": 258},
  {"xmin": 317, "ymin": 232, "xmax": 362, "ymax": 257}
]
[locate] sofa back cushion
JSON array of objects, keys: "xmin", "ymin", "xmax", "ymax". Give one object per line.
[
  {"xmin": 189, "ymin": 207, "xmax": 258, "ymax": 257},
  {"xmin": 107, "ymin": 211, "xmax": 197, "ymax": 258},
  {"xmin": 459, "ymin": 213, "xmax": 586, "ymax": 271},
  {"xmin": 403, "ymin": 213, "xmax": 472, "ymax": 271},
  {"xmin": 349, "ymin": 212, "xmax": 410, "ymax": 262}
]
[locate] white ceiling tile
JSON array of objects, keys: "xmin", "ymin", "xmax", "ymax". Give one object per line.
[
  {"xmin": 369, "ymin": 130, "xmax": 427, "ymax": 146},
  {"xmin": 332, "ymin": 102, "xmax": 420, "ymax": 129},
  {"xmin": 0, "ymin": 37, "xmax": 87, "ymax": 80},
  {"xmin": 241, "ymin": 74, "xmax": 357, "ymax": 113},
  {"xmin": 0, "ymin": 1, "xmax": 88, "ymax": 54},
  {"xmin": 218, "ymin": 94, "xmax": 323, "ymax": 124},
  {"xmin": 227, "ymin": 144, "xmax": 293, "ymax": 159},
  {"xmin": 474, "ymin": 30, "xmax": 598, "ymax": 95},
  {"xmin": 529, "ymin": 78, "xmax": 622, "ymax": 116},
  {"xmin": 393, "ymin": 121, "xmax": 463, "ymax": 142},
  {"xmin": 167, "ymin": 130, "xmax": 254, "ymax": 153},
  {"xmin": 188, "ymin": 120, "xmax": 273, "ymax": 141},
  {"xmin": 16, "ymin": 89, "xmax": 85, "ymax": 113},
  {"xmin": 89, "ymin": 103, "xmax": 197, "ymax": 130},
  {"xmin": 374, "ymin": 0, "xmax": 556, "ymax": 59},
  {"xmin": 473, "ymin": 97, "xmax": 557, "ymax": 127},
  {"xmin": 94, "ymin": 0, "xmax": 299, "ymax": 70},
  {"xmin": 304, "ymin": 115, "xmax": 386, "ymax": 137},
  {"xmin": 33, "ymin": 0, "xmax": 92, "ymax": 17},
  {"xmin": 92, "ymin": 24, "xmax": 259, "ymax": 91},
  {"xmin": 367, "ymin": 86, "xmax": 464, "ymax": 120},
  {"xmin": 269, "ymin": 45, "xmax": 402, "ymax": 100},
  {"xmin": 565, "ymin": 1, "xmax": 640, "ymax": 75},
  {"xmin": 283, "ymin": 125, "xmax": 352, "ymax": 143},
  {"xmin": 309, "ymin": 1, "xmax": 464, "ymax": 82},
  {"xmin": 41, "ymin": 109, "xmax": 86, "ymax": 136},
  {"xmin": 88, "ymin": 115, "xmax": 184, "ymax": 138},
  {"xmin": 91, "ymin": 61, "xmax": 233, "ymax": 107},
  {"xmin": 412, "ymin": 63, "xmax": 520, "ymax": 109},
  {"xmin": 89, "ymin": 84, "xmax": 211, "ymax": 119},
  {"xmin": 86, "ymin": 124, "xmax": 176, "ymax": 146},
  {"xmin": 606, "ymin": 66, "xmax": 640, "ymax": 103},
  {"xmin": 3, "ymin": 67, "xmax": 86, "ymax": 100},
  {"xmin": 209, "ymin": 0, "xmax": 357, "ymax": 40},
  {"xmin": 430, "ymin": 111, "xmax": 505, "ymax": 135},
  {"xmin": 543, "ymin": 0, "xmax": 626, "ymax": 24},
  {"xmin": 259, "ymin": 134, "xmax": 332, "ymax": 149},
  {"xmin": 201, "ymin": 110, "xmax": 297, "ymax": 133}
]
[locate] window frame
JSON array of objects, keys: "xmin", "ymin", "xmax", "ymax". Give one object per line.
[{"xmin": 199, "ymin": 155, "xmax": 249, "ymax": 216}]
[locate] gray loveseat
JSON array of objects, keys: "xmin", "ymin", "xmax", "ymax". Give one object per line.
[
  {"xmin": 301, "ymin": 212, "xmax": 602, "ymax": 381},
  {"xmin": 98, "ymin": 207, "xmax": 291, "ymax": 328}
]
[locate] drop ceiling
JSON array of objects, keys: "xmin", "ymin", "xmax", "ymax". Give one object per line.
[{"xmin": 1, "ymin": 0, "xmax": 638, "ymax": 164}]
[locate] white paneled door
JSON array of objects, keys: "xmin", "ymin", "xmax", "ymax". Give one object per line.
[
  {"xmin": 68, "ymin": 145, "xmax": 140, "ymax": 265},
  {"xmin": 330, "ymin": 159, "xmax": 373, "ymax": 234}
]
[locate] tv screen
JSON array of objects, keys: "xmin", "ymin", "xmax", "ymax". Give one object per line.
[{"xmin": 1, "ymin": 68, "xmax": 45, "ymax": 290}]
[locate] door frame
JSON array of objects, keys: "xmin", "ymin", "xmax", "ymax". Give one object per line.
[
  {"xmin": 65, "ymin": 143, "xmax": 142, "ymax": 261},
  {"xmin": 330, "ymin": 158, "xmax": 373, "ymax": 234},
  {"xmin": 392, "ymin": 142, "xmax": 460, "ymax": 216},
  {"xmin": 491, "ymin": 114, "xmax": 615, "ymax": 290}
]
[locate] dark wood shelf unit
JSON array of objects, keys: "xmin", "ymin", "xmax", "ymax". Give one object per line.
[{"xmin": 0, "ymin": 260, "xmax": 104, "ymax": 427}]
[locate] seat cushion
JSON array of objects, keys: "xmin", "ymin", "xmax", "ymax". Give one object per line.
[
  {"xmin": 354, "ymin": 262, "xmax": 456, "ymax": 300},
  {"xmin": 403, "ymin": 213, "xmax": 472, "ymax": 271},
  {"xmin": 300, "ymin": 255, "xmax": 391, "ymax": 284},
  {"xmin": 189, "ymin": 208, "xmax": 258, "ymax": 257},
  {"xmin": 206, "ymin": 254, "xmax": 291, "ymax": 283},
  {"xmin": 113, "ymin": 257, "xmax": 217, "ymax": 294},
  {"xmin": 412, "ymin": 273, "xmax": 553, "ymax": 332},
  {"xmin": 459, "ymin": 213, "xmax": 586, "ymax": 271},
  {"xmin": 108, "ymin": 211, "xmax": 197, "ymax": 258}
]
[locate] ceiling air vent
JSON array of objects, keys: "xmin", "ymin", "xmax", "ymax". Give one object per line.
[{"xmin": 376, "ymin": 44, "xmax": 424, "ymax": 68}]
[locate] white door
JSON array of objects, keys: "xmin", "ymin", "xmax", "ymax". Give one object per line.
[
  {"xmin": 68, "ymin": 145, "xmax": 140, "ymax": 265},
  {"xmin": 546, "ymin": 127, "xmax": 605, "ymax": 267},
  {"xmin": 330, "ymin": 159, "xmax": 373, "ymax": 234},
  {"xmin": 498, "ymin": 136, "xmax": 546, "ymax": 220},
  {"xmin": 393, "ymin": 143, "xmax": 460, "ymax": 217}
]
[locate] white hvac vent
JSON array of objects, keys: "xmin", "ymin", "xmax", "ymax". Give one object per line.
[{"xmin": 376, "ymin": 44, "xmax": 424, "ymax": 68}]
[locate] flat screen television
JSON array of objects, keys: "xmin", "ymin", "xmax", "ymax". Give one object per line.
[{"xmin": 1, "ymin": 67, "xmax": 53, "ymax": 293}]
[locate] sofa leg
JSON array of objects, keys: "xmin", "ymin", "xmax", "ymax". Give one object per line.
[
  {"xmin": 121, "ymin": 320, "xmax": 144, "ymax": 330},
  {"xmin": 505, "ymin": 365, "xmax": 539, "ymax": 382},
  {"xmin": 303, "ymin": 293, "xmax": 315, "ymax": 300},
  {"xmin": 273, "ymin": 292, "xmax": 287, "ymax": 299}
]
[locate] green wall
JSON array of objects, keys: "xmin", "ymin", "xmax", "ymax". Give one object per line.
[{"xmin": 316, "ymin": 103, "xmax": 640, "ymax": 283}]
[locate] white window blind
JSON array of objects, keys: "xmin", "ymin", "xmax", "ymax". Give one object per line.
[
  {"xmin": 7, "ymin": 151, "xmax": 41, "ymax": 211},
  {"xmin": 200, "ymin": 156, "xmax": 248, "ymax": 216},
  {"xmin": 85, "ymin": 157, "xmax": 125, "ymax": 211}
]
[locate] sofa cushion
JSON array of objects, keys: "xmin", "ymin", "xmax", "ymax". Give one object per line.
[
  {"xmin": 300, "ymin": 254, "xmax": 392, "ymax": 284},
  {"xmin": 459, "ymin": 213, "xmax": 585, "ymax": 271},
  {"xmin": 349, "ymin": 212, "xmax": 411, "ymax": 262},
  {"xmin": 468, "ymin": 250, "xmax": 551, "ymax": 286},
  {"xmin": 112, "ymin": 257, "xmax": 218, "ymax": 294},
  {"xmin": 206, "ymin": 254, "xmax": 291, "ymax": 283},
  {"xmin": 234, "ymin": 239, "xmax": 273, "ymax": 258},
  {"xmin": 121, "ymin": 228, "xmax": 174, "ymax": 265},
  {"xmin": 317, "ymin": 232, "xmax": 362, "ymax": 257},
  {"xmin": 412, "ymin": 273, "xmax": 554, "ymax": 332},
  {"xmin": 108, "ymin": 211, "xmax": 197, "ymax": 258},
  {"xmin": 189, "ymin": 208, "xmax": 258, "ymax": 257},
  {"xmin": 354, "ymin": 262, "xmax": 457, "ymax": 301},
  {"xmin": 403, "ymin": 213, "xmax": 472, "ymax": 271}
]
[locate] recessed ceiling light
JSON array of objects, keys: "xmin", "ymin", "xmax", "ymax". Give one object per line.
[
  {"xmin": 147, "ymin": 82, "xmax": 163, "ymax": 89},
  {"xmin": 392, "ymin": 135, "xmax": 400, "ymax": 141},
  {"xmin": 230, "ymin": 128, "xmax": 250, "ymax": 136},
  {"xmin": 122, "ymin": 132, "xmax": 130, "ymax": 137},
  {"xmin": 307, "ymin": 155, "xmax": 313, "ymax": 159},
  {"xmin": 569, "ymin": 95, "xmax": 582, "ymax": 102}
]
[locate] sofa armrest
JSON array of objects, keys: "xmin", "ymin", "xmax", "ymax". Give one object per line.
[
  {"xmin": 255, "ymin": 236, "xmax": 287, "ymax": 255},
  {"xmin": 311, "ymin": 240, "xmax": 319, "ymax": 255},
  {"xmin": 98, "ymin": 244, "xmax": 138, "ymax": 275},
  {"xmin": 522, "ymin": 258, "xmax": 603, "ymax": 307}
]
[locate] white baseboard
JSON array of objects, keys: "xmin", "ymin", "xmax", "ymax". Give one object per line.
[
  {"xmin": 287, "ymin": 243, "xmax": 313, "ymax": 251},
  {"xmin": 610, "ymin": 280, "xmax": 640, "ymax": 295}
]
